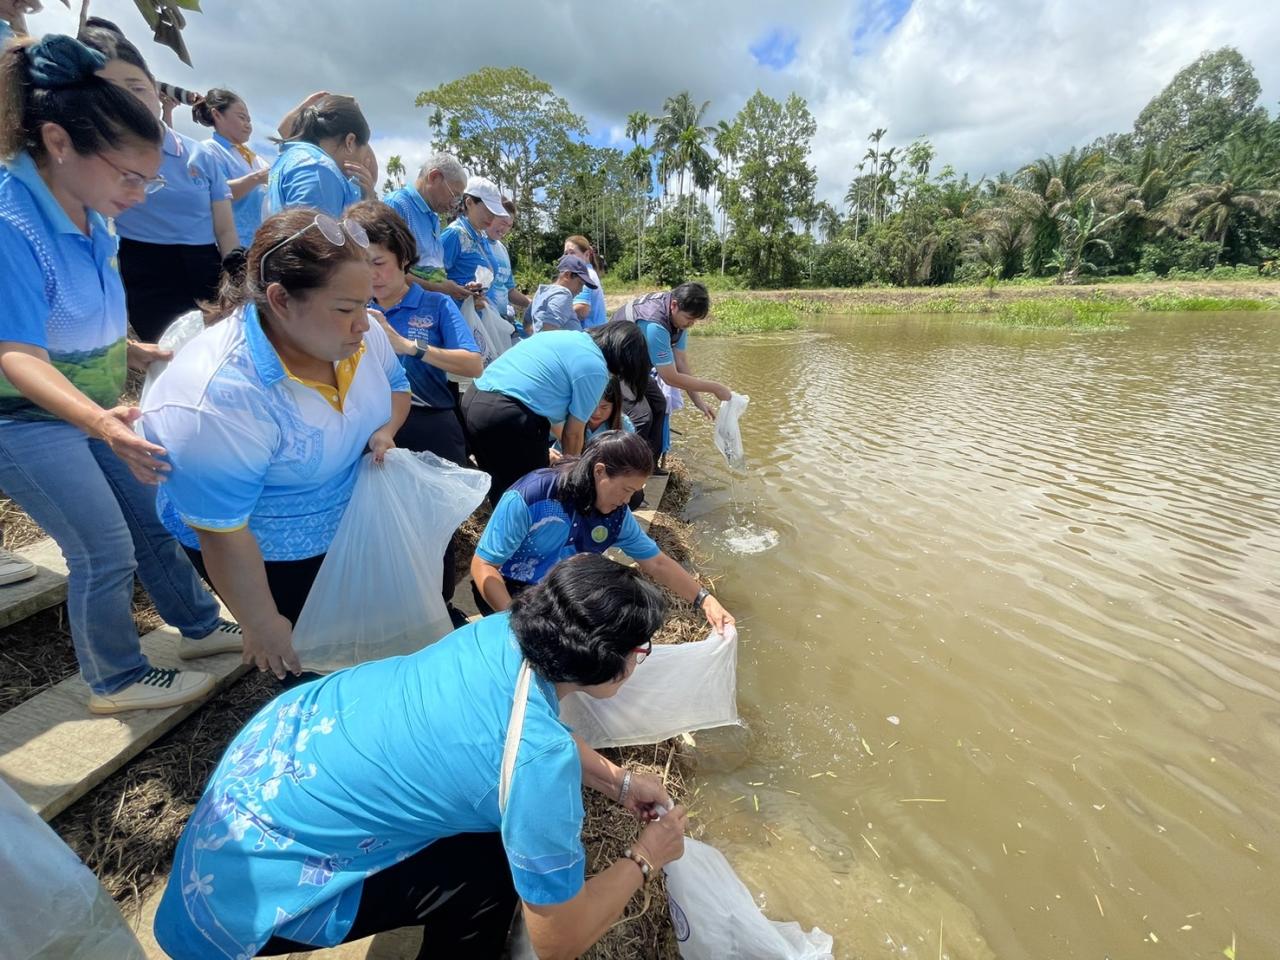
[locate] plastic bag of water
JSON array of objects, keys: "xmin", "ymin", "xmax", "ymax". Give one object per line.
[{"xmin": 714, "ymin": 392, "xmax": 749, "ymax": 469}]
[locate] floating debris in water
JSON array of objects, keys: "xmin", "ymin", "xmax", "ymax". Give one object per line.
[{"xmin": 887, "ymin": 715, "xmax": 901, "ymax": 725}]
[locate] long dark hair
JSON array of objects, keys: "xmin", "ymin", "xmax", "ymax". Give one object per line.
[
  {"xmin": 555, "ymin": 430, "xmax": 653, "ymax": 514},
  {"xmin": 587, "ymin": 321, "xmax": 651, "ymax": 402},
  {"xmin": 0, "ymin": 34, "xmax": 161, "ymax": 162},
  {"xmin": 275, "ymin": 94, "xmax": 369, "ymax": 147},
  {"xmin": 594, "ymin": 377, "xmax": 625, "ymax": 432},
  {"xmin": 192, "ymin": 87, "xmax": 241, "ymax": 128},
  {"xmin": 511, "ymin": 553, "xmax": 666, "ymax": 686},
  {"xmin": 203, "ymin": 207, "xmax": 368, "ymax": 324}
]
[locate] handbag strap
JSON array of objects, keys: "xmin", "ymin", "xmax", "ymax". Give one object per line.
[{"xmin": 499, "ymin": 659, "xmax": 534, "ymax": 814}]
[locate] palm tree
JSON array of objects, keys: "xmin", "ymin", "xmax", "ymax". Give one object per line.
[
  {"xmin": 382, "ymin": 154, "xmax": 407, "ymax": 195},
  {"xmin": 815, "ymin": 201, "xmax": 842, "ymax": 243},
  {"xmin": 1160, "ymin": 135, "xmax": 1280, "ymax": 264},
  {"xmin": 1005, "ymin": 147, "xmax": 1107, "ymax": 275},
  {"xmin": 624, "ymin": 145, "xmax": 653, "ymax": 279},
  {"xmin": 713, "ymin": 120, "xmax": 739, "ymax": 274},
  {"xmin": 864, "ymin": 127, "xmax": 887, "ymax": 222},
  {"xmin": 1049, "ymin": 198, "xmax": 1139, "ymax": 283}
]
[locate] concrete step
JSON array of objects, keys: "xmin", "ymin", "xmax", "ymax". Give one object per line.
[{"xmin": 0, "ymin": 537, "xmax": 68, "ymax": 630}]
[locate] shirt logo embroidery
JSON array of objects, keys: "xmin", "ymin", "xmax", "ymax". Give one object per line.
[{"xmin": 591, "ymin": 525, "xmax": 609, "ymax": 544}]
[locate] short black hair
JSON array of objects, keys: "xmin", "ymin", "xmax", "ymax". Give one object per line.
[
  {"xmin": 671, "ymin": 281, "xmax": 710, "ymax": 319},
  {"xmin": 345, "ymin": 200, "xmax": 418, "ymax": 271},
  {"xmin": 587, "ymin": 321, "xmax": 651, "ymax": 401},
  {"xmin": 555, "ymin": 430, "xmax": 654, "ymax": 513},
  {"xmin": 511, "ymin": 554, "xmax": 667, "ymax": 685}
]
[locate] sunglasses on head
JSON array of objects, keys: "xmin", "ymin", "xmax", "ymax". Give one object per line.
[{"xmin": 260, "ymin": 213, "xmax": 369, "ymax": 278}]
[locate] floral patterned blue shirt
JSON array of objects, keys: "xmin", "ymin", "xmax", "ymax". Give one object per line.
[{"xmin": 153, "ymin": 614, "xmax": 586, "ymax": 957}]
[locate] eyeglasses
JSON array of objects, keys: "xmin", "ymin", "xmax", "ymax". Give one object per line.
[
  {"xmin": 99, "ymin": 154, "xmax": 166, "ymax": 195},
  {"xmin": 632, "ymin": 640, "xmax": 652, "ymax": 665},
  {"xmin": 260, "ymin": 213, "xmax": 370, "ymax": 278}
]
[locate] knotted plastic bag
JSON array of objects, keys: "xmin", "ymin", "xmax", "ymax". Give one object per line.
[
  {"xmin": 559, "ymin": 627, "xmax": 739, "ymax": 748},
  {"xmin": 666, "ymin": 838, "xmax": 834, "ymax": 960},
  {"xmin": 714, "ymin": 392, "xmax": 749, "ymax": 469},
  {"xmin": 460, "ymin": 289, "xmax": 517, "ymax": 366},
  {"xmin": 292, "ymin": 449, "xmax": 490, "ymax": 672},
  {"xmin": 0, "ymin": 779, "xmax": 145, "ymax": 959}
]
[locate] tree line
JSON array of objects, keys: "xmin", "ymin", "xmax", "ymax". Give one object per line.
[{"xmin": 394, "ymin": 47, "xmax": 1279, "ymax": 289}]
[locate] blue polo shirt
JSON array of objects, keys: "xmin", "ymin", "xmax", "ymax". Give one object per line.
[
  {"xmin": 142, "ymin": 304, "xmax": 410, "ymax": 561},
  {"xmin": 441, "ymin": 216, "xmax": 497, "ymax": 288},
  {"xmin": 477, "ymin": 468, "xmax": 659, "ymax": 584},
  {"xmin": 473, "ymin": 331, "xmax": 608, "ymax": 424},
  {"xmin": 383, "ymin": 186, "xmax": 443, "ymax": 271},
  {"xmin": 377, "ymin": 284, "xmax": 479, "ymax": 408},
  {"xmin": 0, "ymin": 152, "xmax": 128, "ymax": 421},
  {"xmin": 267, "ymin": 141, "xmax": 361, "ymax": 218},
  {"xmin": 489, "ymin": 238, "xmax": 517, "ymax": 316},
  {"xmin": 573, "ymin": 268, "xmax": 607, "ymax": 328},
  {"xmin": 203, "ymin": 132, "xmax": 269, "ymax": 246},
  {"xmin": 612, "ymin": 292, "xmax": 688, "ymax": 367},
  {"xmin": 113, "ymin": 126, "xmax": 231, "ymax": 246},
  {"xmin": 528, "ymin": 283, "xmax": 580, "ymax": 333},
  {"xmin": 154, "ymin": 612, "xmax": 585, "ymax": 957}
]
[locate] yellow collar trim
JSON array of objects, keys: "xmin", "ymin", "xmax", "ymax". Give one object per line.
[{"xmin": 279, "ymin": 344, "xmax": 366, "ymax": 412}]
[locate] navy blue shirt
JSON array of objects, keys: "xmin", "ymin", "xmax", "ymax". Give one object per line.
[{"xmin": 376, "ymin": 284, "xmax": 479, "ymax": 408}]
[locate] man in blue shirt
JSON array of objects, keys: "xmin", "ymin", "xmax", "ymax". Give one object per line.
[
  {"xmin": 528, "ymin": 254, "xmax": 596, "ymax": 334},
  {"xmin": 611, "ymin": 281, "xmax": 732, "ymax": 466},
  {"xmin": 384, "ymin": 152, "xmax": 473, "ymax": 301}
]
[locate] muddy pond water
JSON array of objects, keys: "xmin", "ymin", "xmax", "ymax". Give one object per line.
[{"xmin": 672, "ymin": 311, "xmax": 1279, "ymax": 958}]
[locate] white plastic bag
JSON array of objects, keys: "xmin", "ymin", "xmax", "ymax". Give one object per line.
[
  {"xmin": 0, "ymin": 779, "xmax": 145, "ymax": 960},
  {"xmin": 292, "ymin": 449, "xmax": 490, "ymax": 672},
  {"xmin": 559, "ymin": 627, "xmax": 739, "ymax": 748},
  {"xmin": 459, "ymin": 296, "xmax": 516, "ymax": 367},
  {"xmin": 136, "ymin": 310, "xmax": 206, "ymax": 433},
  {"xmin": 713, "ymin": 392, "xmax": 749, "ymax": 469},
  {"xmin": 666, "ymin": 838, "xmax": 834, "ymax": 960}
]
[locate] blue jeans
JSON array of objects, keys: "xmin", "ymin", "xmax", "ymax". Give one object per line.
[{"xmin": 0, "ymin": 418, "xmax": 222, "ymax": 694}]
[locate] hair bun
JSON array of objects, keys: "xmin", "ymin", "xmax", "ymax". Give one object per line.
[{"xmin": 26, "ymin": 35, "xmax": 108, "ymax": 90}]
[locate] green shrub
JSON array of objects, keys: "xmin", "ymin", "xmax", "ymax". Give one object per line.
[{"xmin": 693, "ymin": 298, "xmax": 803, "ymax": 336}]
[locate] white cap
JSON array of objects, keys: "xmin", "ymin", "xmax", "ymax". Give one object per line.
[{"xmin": 464, "ymin": 176, "xmax": 506, "ymax": 216}]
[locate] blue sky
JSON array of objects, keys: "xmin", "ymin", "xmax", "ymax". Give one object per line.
[{"xmin": 26, "ymin": 0, "xmax": 1280, "ymax": 210}]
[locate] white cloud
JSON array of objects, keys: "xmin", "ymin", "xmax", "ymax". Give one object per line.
[{"xmin": 29, "ymin": 0, "xmax": 1280, "ymax": 211}]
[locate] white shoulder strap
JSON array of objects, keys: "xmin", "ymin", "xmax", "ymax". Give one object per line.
[{"xmin": 499, "ymin": 660, "xmax": 534, "ymax": 814}]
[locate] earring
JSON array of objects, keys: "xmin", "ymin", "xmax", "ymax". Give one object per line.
[{"xmin": 57, "ymin": 157, "xmax": 64, "ymax": 166}]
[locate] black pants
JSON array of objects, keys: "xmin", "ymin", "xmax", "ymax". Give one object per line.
[
  {"xmin": 258, "ymin": 832, "xmax": 518, "ymax": 959},
  {"xmin": 624, "ymin": 375, "xmax": 667, "ymax": 462},
  {"xmin": 183, "ymin": 547, "xmax": 324, "ymax": 626},
  {"xmin": 462, "ymin": 388, "xmax": 550, "ymax": 504},
  {"xmin": 471, "ymin": 576, "xmax": 532, "ymax": 616},
  {"xmin": 395, "ymin": 404, "xmax": 469, "ymax": 606},
  {"xmin": 118, "ymin": 237, "xmax": 222, "ymax": 343}
]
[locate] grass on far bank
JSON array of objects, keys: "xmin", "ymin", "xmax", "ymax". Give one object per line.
[{"xmin": 617, "ymin": 281, "xmax": 1280, "ymax": 335}]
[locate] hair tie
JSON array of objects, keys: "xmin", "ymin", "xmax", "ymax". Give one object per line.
[{"xmin": 26, "ymin": 35, "xmax": 108, "ymax": 91}]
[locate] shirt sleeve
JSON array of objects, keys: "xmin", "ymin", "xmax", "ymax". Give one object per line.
[
  {"xmin": 195, "ymin": 145, "xmax": 233, "ymax": 203},
  {"xmin": 643, "ymin": 322, "xmax": 675, "ymax": 368},
  {"xmin": 572, "ymin": 288, "xmax": 591, "ymax": 307},
  {"xmin": 674, "ymin": 329, "xmax": 689, "ymax": 352},
  {"xmin": 501, "ymin": 735, "xmax": 586, "ymax": 905},
  {"xmin": 476, "ymin": 490, "xmax": 533, "ymax": 566},
  {"xmin": 566, "ymin": 363, "xmax": 608, "ymax": 424},
  {"xmin": 615, "ymin": 508, "xmax": 660, "ymax": 560},
  {"xmin": 438, "ymin": 297, "xmax": 480, "ymax": 354},
  {"xmin": 143, "ymin": 402, "xmax": 273, "ymax": 531},
  {"xmin": 440, "ymin": 226, "xmax": 461, "ymax": 273},
  {"xmin": 279, "ymin": 158, "xmax": 344, "ymax": 217},
  {"xmin": 366, "ymin": 320, "xmax": 410, "ymax": 392},
  {"xmin": 0, "ymin": 222, "xmax": 51, "ymax": 348}
]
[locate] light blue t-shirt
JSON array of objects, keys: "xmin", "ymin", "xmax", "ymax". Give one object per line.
[
  {"xmin": 377, "ymin": 283, "xmax": 479, "ymax": 408},
  {"xmin": 489, "ymin": 238, "xmax": 517, "ymax": 316},
  {"xmin": 0, "ymin": 152, "xmax": 128, "ymax": 420},
  {"xmin": 441, "ymin": 215, "xmax": 497, "ymax": 288},
  {"xmin": 572, "ymin": 269, "xmax": 607, "ymax": 328},
  {"xmin": 474, "ymin": 331, "xmax": 608, "ymax": 424},
  {"xmin": 203, "ymin": 132, "xmax": 269, "ymax": 246},
  {"xmin": 113, "ymin": 127, "xmax": 231, "ymax": 246},
  {"xmin": 551, "ymin": 414, "xmax": 635, "ymax": 453},
  {"xmin": 639, "ymin": 319, "xmax": 687, "ymax": 369},
  {"xmin": 267, "ymin": 140, "xmax": 362, "ymax": 218},
  {"xmin": 529, "ymin": 283, "xmax": 580, "ymax": 333},
  {"xmin": 153, "ymin": 613, "xmax": 586, "ymax": 957},
  {"xmin": 383, "ymin": 186, "xmax": 443, "ymax": 271}
]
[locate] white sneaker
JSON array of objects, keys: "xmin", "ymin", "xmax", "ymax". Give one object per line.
[
  {"xmin": 88, "ymin": 666, "xmax": 215, "ymax": 715},
  {"xmin": 0, "ymin": 547, "xmax": 37, "ymax": 586},
  {"xmin": 178, "ymin": 619, "xmax": 243, "ymax": 660}
]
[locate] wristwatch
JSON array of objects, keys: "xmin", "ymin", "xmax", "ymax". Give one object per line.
[
  {"xmin": 411, "ymin": 340, "xmax": 427, "ymax": 360},
  {"xmin": 693, "ymin": 587, "xmax": 710, "ymax": 611},
  {"xmin": 623, "ymin": 847, "xmax": 653, "ymax": 882}
]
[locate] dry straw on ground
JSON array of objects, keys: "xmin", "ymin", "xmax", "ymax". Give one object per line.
[{"xmin": 11, "ymin": 450, "xmax": 711, "ymax": 956}]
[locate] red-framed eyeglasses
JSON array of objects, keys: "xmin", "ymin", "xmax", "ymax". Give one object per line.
[{"xmin": 633, "ymin": 640, "xmax": 652, "ymax": 664}]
